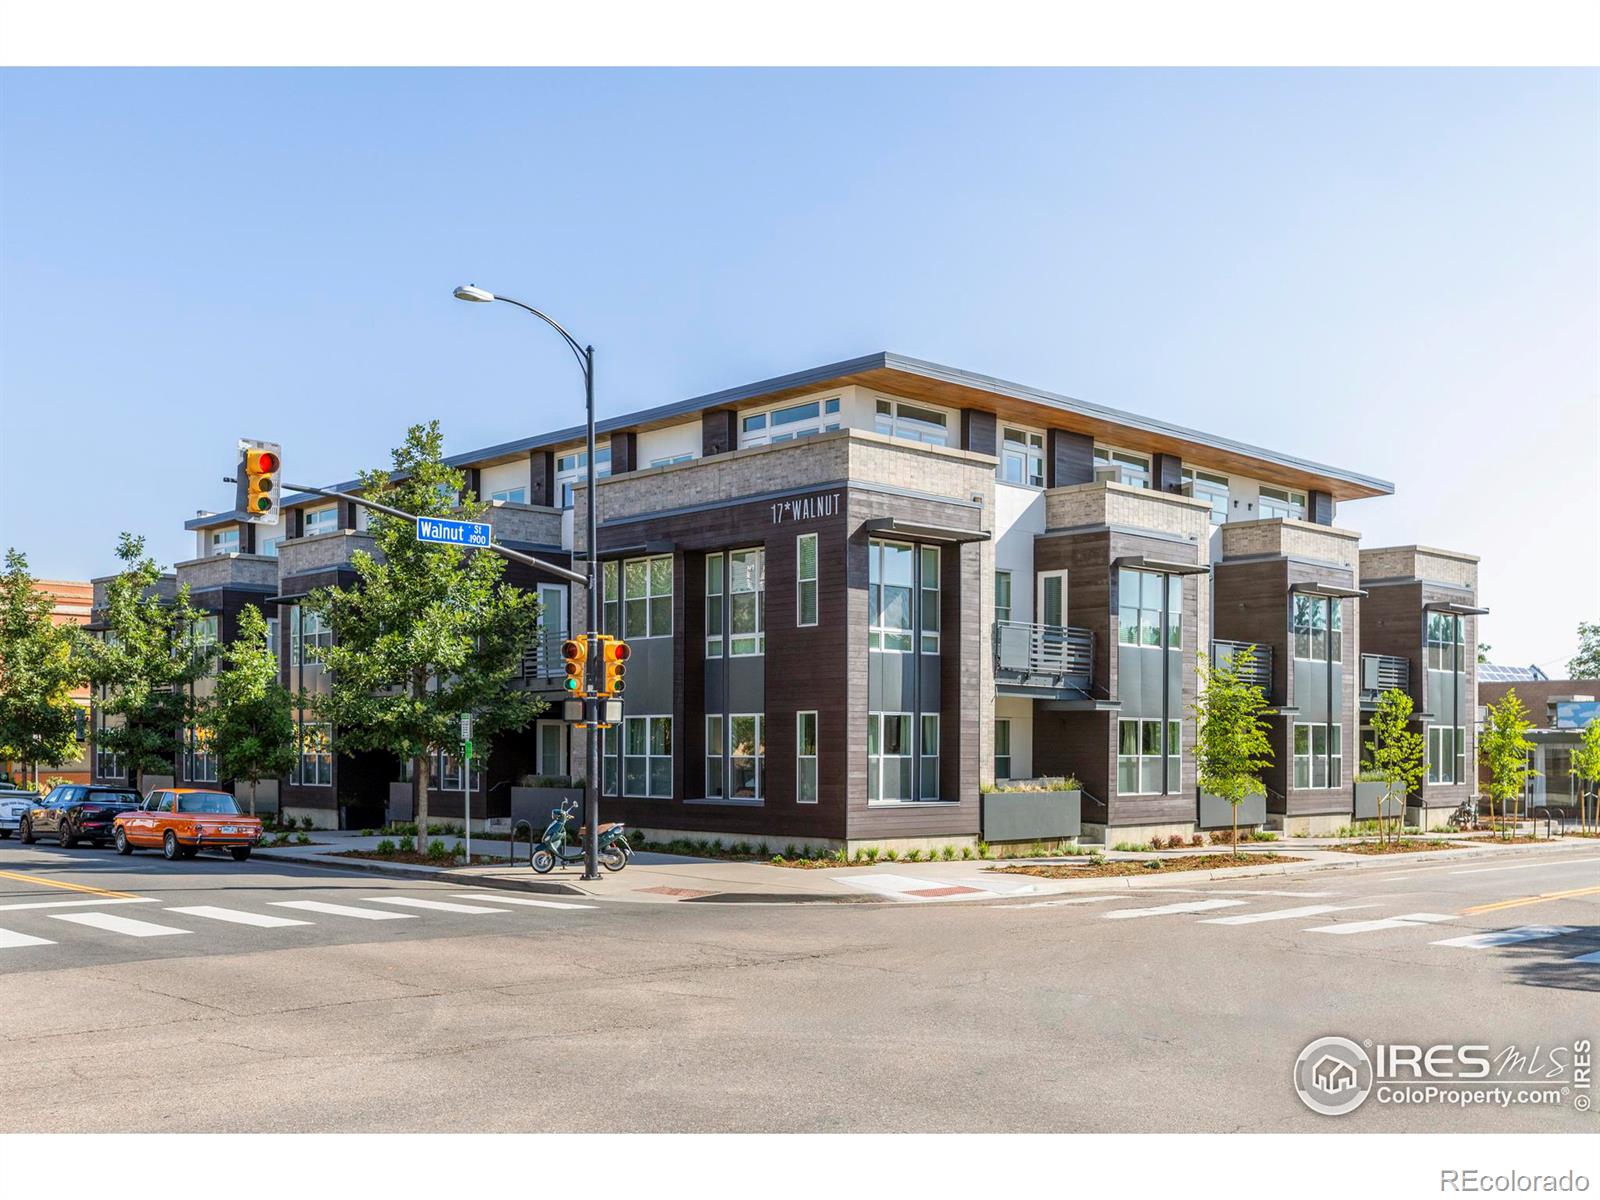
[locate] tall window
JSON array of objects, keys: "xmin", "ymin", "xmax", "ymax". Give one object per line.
[
  {"xmin": 210, "ymin": 528, "xmax": 240, "ymax": 556},
  {"xmin": 1293, "ymin": 723, "xmax": 1342, "ymax": 789},
  {"xmin": 729, "ymin": 549, "xmax": 765, "ymax": 655},
  {"xmin": 1258, "ymin": 486, "xmax": 1306, "ymax": 521},
  {"xmin": 1094, "ymin": 446, "xmax": 1151, "ymax": 488},
  {"xmin": 705, "ymin": 715, "xmax": 724, "ymax": 798},
  {"xmin": 266, "ymin": 617, "xmax": 280, "ymax": 658},
  {"xmin": 999, "ymin": 427, "xmax": 1045, "ymax": 487},
  {"xmin": 602, "ymin": 562, "xmax": 620, "ymax": 636},
  {"xmin": 868, "ymin": 540, "xmax": 914, "ymax": 651},
  {"xmin": 920, "ymin": 714, "xmax": 940, "ymax": 800},
  {"xmin": 298, "ymin": 608, "xmax": 332, "ymax": 669},
  {"xmin": 436, "ymin": 750, "xmax": 481, "ymax": 792},
  {"xmin": 796, "ymin": 533, "xmax": 818, "ymax": 627},
  {"xmin": 1292, "ymin": 595, "xmax": 1326, "ymax": 660},
  {"xmin": 295, "ymin": 722, "xmax": 332, "ymax": 786},
  {"xmin": 740, "ymin": 397, "xmax": 842, "ymax": 447},
  {"xmin": 1427, "ymin": 725, "xmax": 1466, "ymax": 784},
  {"xmin": 184, "ymin": 726, "xmax": 217, "ymax": 783},
  {"xmin": 705, "ymin": 554, "xmax": 724, "ymax": 657},
  {"xmin": 623, "ymin": 715, "xmax": 672, "ymax": 797},
  {"xmin": 303, "ymin": 505, "xmax": 339, "ymax": 536},
  {"xmin": 190, "ymin": 614, "xmax": 220, "ymax": 670},
  {"xmin": 1426, "ymin": 613, "xmax": 1463, "ymax": 671},
  {"xmin": 489, "ymin": 486, "xmax": 527, "ymax": 504},
  {"xmin": 867, "ymin": 712, "xmax": 912, "ymax": 803},
  {"xmin": 602, "ymin": 725, "xmax": 619, "ymax": 796},
  {"xmin": 919, "ymin": 546, "xmax": 940, "ymax": 654},
  {"xmin": 555, "ymin": 445, "xmax": 612, "ymax": 508},
  {"xmin": 730, "ymin": 714, "xmax": 763, "ymax": 798},
  {"xmin": 1182, "ymin": 468, "xmax": 1230, "ymax": 523},
  {"xmin": 994, "ymin": 718, "xmax": 1012, "ymax": 780},
  {"xmin": 1118, "ymin": 569, "xmax": 1181, "ymax": 649},
  {"xmin": 994, "ymin": 570, "xmax": 1012, "ymax": 625},
  {"xmin": 258, "ymin": 535, "xmax": 282, "ymax": 558},
  {"xmin": 1117, "ymin": 718, "xmax": 1180, "ymax": 795},
  {"xmin": 796, "ymin": 711, "xmax": 818, "ymax": 803},
  {"xmin": 874, "ymin": 398, "xmax": 948, "ymax": 446},
  {"xmin": 624, "ymin": 555, "xmax": 673, "ymax": 639}
]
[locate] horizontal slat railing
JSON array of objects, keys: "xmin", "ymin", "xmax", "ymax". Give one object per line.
[
  {"xmin": 1211, "ymin": 640, "xmax": 1272, "ymax": 691},
  {"xmin": 521, "ymin": 628, "xmax": 569, "ymax": 680},
  {"xmin": 994, "ymin": 621, "xmax": 1093, "ymax": 684},
  {"xmin": 1361, "ymin": 653, "xmax": 1410, "ymax": 696}
]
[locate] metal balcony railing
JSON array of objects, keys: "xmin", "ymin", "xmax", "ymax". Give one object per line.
[
  {"xmin": 520, "ymin": 628, "xmax": 570, "ymax": 682},
  {"xmin": 1361, "ymin": 653, "xmax": 1410, "ymax": 698},
  {"xmin": 994, "ymin": 620, "xmax": 1093, "ymax": 686},
  {"xmin": 1212, "ymin": 640, "xmax": 1273, "ymax": 692}
]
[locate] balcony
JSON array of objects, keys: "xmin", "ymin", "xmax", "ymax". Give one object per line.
[
  {"xmin": 994, "ymin": 620, "xmax": 1094, "ymax": 697},
  {"xmin": 1360, "ymin": 653, "xmax": 1411, "ymax": 703},
  {"xmin": 1044, "ymin": 480, "xmax": 1211, "ymax": 544},
  {"xmin": 520, "ymin": 628, "xmax": 571, "ymax": 687},
  {"xmin": 1212, "ymin": 639, "xmax": 1273, "ymax": 695},
  {"xmin": 1219, "ymin": 518, "xmax": 1360, "ymax": 571},
  {"xmin": 174, "ymin": 553, "xmax": 279, "ymax": 593}
]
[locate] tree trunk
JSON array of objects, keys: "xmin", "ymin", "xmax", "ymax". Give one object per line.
[
  {"xmin": 1232, "ymin": 804, "xmax": 1239, "ymax": 860},
  {"xmin": 413, "ymin": 752, "xmax": 430, "ymax": 841}
]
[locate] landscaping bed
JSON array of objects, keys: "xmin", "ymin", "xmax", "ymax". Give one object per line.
[
  {"xmin": 330, "ymin": 849, "xmax": 510, "ymax": 867},
  {"xmin": 1326, "ymin": 839, "xmax": 1465, "ymax": 855},
  {"xmin": 995, "ymin": 852, "xmax": 1303, "ymax": 879}
]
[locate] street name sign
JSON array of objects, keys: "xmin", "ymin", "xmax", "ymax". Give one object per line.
[{"xmin": 416, "ymin": 517, "xmax": 492, "ymax": 548}]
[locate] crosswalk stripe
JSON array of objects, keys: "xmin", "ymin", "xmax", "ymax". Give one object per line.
[
  {"xmin": 0, "ymin": 927, "xmax": 56, "ymax": 949},
  {"xmin": 1103, "ymin": 899, "xmax": 1246, "ymax": 920},
  {"xmin": 1200, "ymin": 904, "xmax": 1375, "ymax": 925},
  {"xmin": 271, "ymin": 901, "xmax": 414, "ymax": 921},
  {"xmin": 1570, "ymin": 950, "xmax": 1600, "ymax": 963},
  {"xmin": 51, "ymin": 912, "xmax": 189, "ymax": 938},
  {"xmin": 1306, "ymin": 912, "xmax": 1457, "ymax": 936},
  {"xmin": 1011, "ymin": 896, "xmax": 1123, "ymax": 909},
  {"xmin": 448, "ymin": 894, "xmax": 596, "ymax": 910},
  {"xmin": 0, "ymin": 897, "xmax": 159, "ymax": 912},
  {"xmin": 167, "ymin": 905, "xmax": 312, "ymax": 928},
  {"xmin": 363, "ymin": 896, "xmax": 510, "ymax": 914},
  {"xmin": 1431, "ymin": 925, "xmax": 1579, "ymax": 949}
]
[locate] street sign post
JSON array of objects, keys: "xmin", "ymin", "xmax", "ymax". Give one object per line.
[
  {"xmin": 416, "ymin": 517, "xmax": 492, "ymax": 548},
  {"xmin": 460, "ymin": 715, "xmax": 473, "ymax": 863}
]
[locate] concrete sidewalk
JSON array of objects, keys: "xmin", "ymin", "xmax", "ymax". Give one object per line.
[{"xmin": 249, "ymin": 829, "xmax": 1592, "ymax": 905}]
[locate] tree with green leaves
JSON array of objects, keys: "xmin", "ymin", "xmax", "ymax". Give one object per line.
[
  {"xmin": 85, "ymin": 534, "xmax": 208, "ymax": 795},
  {"xmin": 1569, "ymin": 621, "xmax": 1600, "ymax": 680},
  {"xmin": 1569, "ymin": 718, "xmax": 1600, "ymax": 836},
  {"xmin": 0, "ymin": 549, "xmax": 88, "ymax": 784},
  {"xmin": 306, "ymin": 422, "xmax": 545, "ymax": 836},
  {"xmin": 208, "ymin": 604, "xmax": 296, "ymax": 814},
  {"xmin": 1479, "ymin": 689, "xmax": 1538, "ymax": 840},
  {"xmin": 1193, "ymin": 645, "xmax": 1274, "ymax": 858},
  {"xmin": 1368, "ymin": 688, "xmax": 1425, "ymax": 845}
]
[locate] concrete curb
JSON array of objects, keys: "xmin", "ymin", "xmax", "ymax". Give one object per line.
[{"xmin": 249, "ymin": 850, "xmax": 588, "ymax": 896}]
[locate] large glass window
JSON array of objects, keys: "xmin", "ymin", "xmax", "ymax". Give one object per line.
[
  {"xmin": 729, "ymin": 549, "xmax": 765, "ymax": 656},
  {"xmin": 1118, "ymin": 569, "xmax": 1180, "ymax": 649},
  {"xmin": 1426, "ymin": 613, "xmax": 1463, "ymax": 671},
  {"xmin": 602, "ymin": 725, "xmax": 619, "ymax": 796},
  {"xmin": 920, "ymin": 714, "xmax": 940, "ymax": 800},
  {"xmin": 740, "ymin": 397, "xmax": 842, "ymax": 447},
  {"xmin": 704, "ymin": 554, "xmax": 724, "ymax": 658},
  {"xmin": 999, "ymin": 427, "xmax": 1045, "ymax": 488},
  {"xmin": 796, "ymin": 533, "xmax": 818, "ymax": 627},
  {"xmin": 299, "ymin": 609, "xmax": 332, "ymax": 669},
  {"xmin": 1118, "ymin": 718, "xmax": 1178, "ymax": 795},
  {"xmin": 1181, "ymin": 468, "xmax": 1230, "ymax": 523},
  {"xmin": 555, "ymin": 445, "xmax": 612, "ymax": 508},
  {"xmin": 623, "ymin": 715, "xmax": 672, "ymax": 797},
  {"xmin": 303, "ymin": 506, "xmax": 339, "ymax": 536},
  {"xmin": 489, "ymin": 486, "xmax": 527, "ymax": 504},
  {"xmin": 705, "ymin": 715, "xmax": 724, "ymax": 799},
  {"xmin": 602, "ymin": 562, "xmax": 620, "ymax": 636},
  {"xmin": 1427, "ymin": 725, "xmax": 1467, "ymax": 784},
  {"xmin": 295, "ymin": 722, "xmax": 332, "ymax": 786},
  {"xmin": 919, "ymin": 546, "xmax": 940, "ymax": 654},
  {"xmin": 623, "ymin": 554, "xmax": 673, "ymax": 639},
  {"xmin": 994, "ymin": 570, "xmax": 1012, "ymax": 625},
  {"xmin": 994, "ymin": 718, "xmax": 1012, "ymax": 780},
  {"xmin": 730, "ymin": 714, "xmax": 763, "ymax": 799},
  {"xmin": 796, "ymin": 712, "xmax": 818, "ymax": 803},
  {"xmin": 210, "ymin": 528, "xmax": 240, "ymax": 556},
  {"xmin": 874, "ymin": 398, "xmax": 949, "ymax": 446},
  {"xmin": 1258, "ymin": 486, "xmax": 1307, "ymax": 521},
  {"xmin": 867, "ymin": 712, "xmax": 913, "ymax": 803},
  {"xmin": 1293, "ymin": 723, "xmax": 1342, "ymax": 789},
  {"xmin": 868, "ymin": 540, "xmax": 914, "ymax": 652},
  {"xmin": 1094, "ymin": 446, "xmax": 1151, "ymax": 488},
  {"xmin": 184, "ymin": 726, "xmax": 217, "ymax": 783},
  {"xmin": 258, "ymin": 535, "xmax": 281, "ymax": 558}
]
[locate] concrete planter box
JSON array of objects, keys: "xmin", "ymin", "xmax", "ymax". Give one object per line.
[
  {"xmin": 980, "ymin": 789, "xmax": 1081, "ymax": 843},
  {"xmin": 1354, "ymin": 781, "xmax": 1400, "ymax": 821},
  {"xmin": 1197, "ymin": 790, "xmax": 1267, "ymax": 830},
  {"xmin": 510, "ymin": 786, "xmax": 584, "ymax": 831}
]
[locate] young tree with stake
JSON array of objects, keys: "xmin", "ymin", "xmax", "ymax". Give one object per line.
[
  {"xmin": 1569, "ymin": 718, "xmax": 1600, "ymax": 836},
  {"xmin": 1479, "ymin": 689, "xmax": 1538, "ymax": 841},
  {"xmin": 208, "ymin": 604, "xmax": 296, "ymax": 814},
  {"xmin": 1193, "ymin": 645, "xmax": 1274, "ymax": 858},
  {"xmin": 1367, "ymin": 688, "xmax": 1425, "ymax": 845}
]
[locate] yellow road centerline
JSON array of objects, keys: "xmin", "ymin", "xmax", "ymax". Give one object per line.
[
  {"xmin": 1462, "ymin": 884, "xmax": 1600, "ymax": 915},
  {"xmin": 0, "ymin": 868, "xmax": 138, "ymax": 900}
]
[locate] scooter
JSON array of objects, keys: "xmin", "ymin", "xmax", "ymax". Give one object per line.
[{"xmin": 531, "ymin": 799, "xmax": 632, "ymax": 873}]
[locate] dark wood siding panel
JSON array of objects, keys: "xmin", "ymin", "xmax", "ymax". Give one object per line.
[
  {"xmin": 1047, "ymin": 429, "xmax": 1094, "ymax": 489},
  {"xmin": 701, "ymin": 410, "xmax": 737, "ymax": 457},
  {"xmin": 961, "ymin": 408, "xmax": 998, "ymax": 456}
]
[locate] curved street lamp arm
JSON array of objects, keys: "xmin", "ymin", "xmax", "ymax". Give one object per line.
[{"xmin": 490, "ymin": 294, "xmax": 591, "ymax": 376}]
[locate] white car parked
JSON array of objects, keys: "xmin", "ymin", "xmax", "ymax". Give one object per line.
[{"xmin": 0, "ymin": 784, "xmax": 40, "ymax": 837}]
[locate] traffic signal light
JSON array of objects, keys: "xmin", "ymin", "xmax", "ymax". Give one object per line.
[
  {"xmin": 599, "ymin": 636, "xmax": 630, "ymax": 697},
  {"xmin": 561, "ymin": 637, "xmax": 588, "ymax": 696},
  {"xmin": 237, "ymin": 439, "xmax": 282, "ymax": 525}
]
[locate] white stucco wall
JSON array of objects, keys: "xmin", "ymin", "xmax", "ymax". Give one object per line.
[
  {"xmin": 994, "ymin": 695, "xmax": 1035, "ymax": 780},
  {"xmin": 993, "ymin": 481, "xmax": 1046, "ymax": 625},
  {"xmin": 638, "ymin": 421, "xmax": 700, "ymax": 466},
  {"xmin": 479, "ymin": 459, "xmax": 532, "ymax": 499}
]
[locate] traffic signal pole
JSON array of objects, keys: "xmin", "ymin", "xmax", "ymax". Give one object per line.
[{"xmin": 582, "ymin": 343, "xmax": 600, "ymax": 882}]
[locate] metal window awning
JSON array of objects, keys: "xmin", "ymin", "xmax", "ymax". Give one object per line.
[
  {"xmin": 595, "ymin": 540, "xmax": 675, "ymax": 560},
  {"xmin": 861, "ymin": 518, "xmax": 991, "ymax": 545},
  {"xmin": 1290, "ymin": 582, "xmax": 1367, "ymax": 600},
  {"xmin": 1112, "ymin": 555, "xmax": 1208, "ymax": 576},
  {"xmin": 1425, "ymin": 601, "xmax": 1490, "ymax": 616}
]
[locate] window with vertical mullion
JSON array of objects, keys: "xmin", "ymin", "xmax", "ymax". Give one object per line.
[
  {"xmin": 995, "ymin": 571, "xmax": 1012, "ymax": 625},
  {"xmin": 994, "ymin": 718, "xmax": 1012, "ymax": 780},
  {"xmin": 796, "ymin": 712, "xmax": 818, "ymax": 803},
  {"xmin": 730, "ymin": 714, "xmax": 763, "ymax": 798},
  {"xmin": 919, "ymin": 546, "xmax": 940, "ymax": 654},
  {"xmin": 705, "ymin": 553, "xmax": 725, "ymax": 657},
  {"xmin": 729, "ymin": 548, "xmax": 764, "ymax": 656},
  {"xmin": 796, "ymin": 534, "xmax": 818, "ymax": 627},
  {"xmin": 919, "ymin": 713, "xmax": 940, "ymax": 799},
  {"xmin": 868, "ymin": 540, "xmax": 914, "ymax": 652},
  {"xmin": 705, "ymin": 714, "xmax": 724, "ymax": 798}
]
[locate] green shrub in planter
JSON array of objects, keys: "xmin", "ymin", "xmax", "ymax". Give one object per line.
[
  {"xmin": 452, "ymin": 840, "xmax": 465, "ymax": 860},
  {"xmin": 294, "ymin": 832, "xmax": 311, "ymax": 845},
  {"xmin": 398, "ymin": 835, "xmax": 415, "ymax": 853},
  {"xmin": 376, "ymin": 838, "xmax": 397, "ymax": 855},
  {"xmin": 426, "ymin": 838, "xmax": 448, "ymax": 860}
]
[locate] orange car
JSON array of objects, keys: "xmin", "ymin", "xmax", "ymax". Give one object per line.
[{"xmin": 113, "ymin": 788, "xmax": 264, "ymax": 862}]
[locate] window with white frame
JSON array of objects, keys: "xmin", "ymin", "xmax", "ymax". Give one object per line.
[
  {"xmin": 555, "ymin": 445, "xmax": 612, "ymax": 508},
  {"xmin": 704, "ymin": 554, "xmax": 724, "ymax": 657},
  {"xmin": 1118, "ymin": 718, "xmax": 1181, "ymax": 795},
  {"xmin": 1293, "ymin": 723, "xmax": 1342, "ymax": 789},
  {"xmin": 1426, "ymin": 612, "xmax": 1463, "ymax": 671},
  {"xmin": 623, "ymin": 554, "xmax": 673, "ymax": 639},
  {"xmin": 868, "ymin": 540, "xmax": 914, "ymax": 651},
  {"xmin": 623, "ymin": 715, "xmax": 672, "ymax": 797},
  {"xmin": 994, "ymin": 718, "xmax": 1012, "ymax": 780},
  {"xmin": 705, "ymin": 714, "xmax": 724, "ymax": 799},
  {"xmin": 184, "ymin": 726, "xmax": 217, "ymax": 783},
  {"xmin": 919, "ymin": 546, "xmax": 940, "ymax": 654},
  {"xmin": 258, "ymin": 535, "xmax": 281, "ymax": 558},
  {"xmin": 210, "ymin": 527, "xmax": 240, "ymax": 556},
  {"xmin": 1094, "ymin": 446, "xmax": 1151, "ymax": 488},
  {"xmin": 1292, "ymin": 594, "xmax": 1344, "ymax": 661},
  {"xmin": 266, "ymin": 617, "xmax": 279, "ymax": 658},
  {"xmin": 295, "ymin": 721, "xmax": 332, "ymax": 786},
  {"xmin": 302, "ymin": 505, "xmax": 339, "ymax": 536},
  {"xmin": 602, "ymin": 561, "xmax": 620, "ymax": 637},
  {"xmin": 739, "ymin": 397, "xmax": 842, "ymax": 447},
  {"xmin": 796, "ymin": 711, "xmax": 818, "ymax": 803},
  {"xmin": 1258, "ymin": 486, "xmax": 1306, "ymax": 521},
  {"xmin": 489, "ymin": 486, "xmax": 527, "ymax": 504},
  {"xmin": 1427, "ymin": 725, "xmax": 1466, "ymax": 784},
  {"xmin": 1118, "ymin": 569, "xmax": 1181, "ymax": 649},
  {"xmin": 920, "ymin": 714, "xmax": 940, "ymax": 800},
  {"xmin": 999, "ymin": 427, "xmax": 1046, "ymax": 488},
  {"xmin": 649, "ymin": 453, "xmax": 695, "ymax": 467},
  {"xmin": 728, "ymin": 549, "xmax": 764, "ymax": 656},
  {"xmin": 602, "ymin": 725, "xmax": 619, "ymax": 796},
  {"xmin": 436, "ymin": 749, "xmax": 481, "ymax": 792},
  {"xmin": 1181, "ymin": 468, "xmax": 1230, "ymax": 523},
  {"xmin": 297, "ymin": 608, "xmax": 332, "ymax": 669},
  {"xmin": 867, "ymin": 712, "xmax": 912, "ymax": 803},
  {"xmin": 729, "ymin": 714, "xmax": 763, "ymax": 799},
  {"xmin": 796, "ymin": 533, "xmax": 818, "ymax": 627},
  {"xmin": 190, "ymin": 613, "xmax": 220, "ymax": 669},
  {"xmin": 873, "ymin": 398, "xmax": 949, "ymax": 446}
]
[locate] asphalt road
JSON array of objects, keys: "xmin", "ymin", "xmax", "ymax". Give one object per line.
[{"xmin": 2, "ymin": 839, "xmax": 1596, "ymax": 1133}]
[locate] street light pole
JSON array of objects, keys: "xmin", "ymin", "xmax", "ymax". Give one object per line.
[{"xmin": 454, "ymin": 285, "xmax": 602, "ymax": 880}]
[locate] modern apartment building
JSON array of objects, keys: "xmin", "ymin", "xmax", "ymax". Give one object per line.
[{"xmin": 89, "ymin": 352, "xmax": 1484, "ymax": 845}]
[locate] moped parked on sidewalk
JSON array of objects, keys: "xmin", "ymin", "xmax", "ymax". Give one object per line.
[{"xmin": 531, "ymin": 799, "xmax": 631, "ymax": 873}]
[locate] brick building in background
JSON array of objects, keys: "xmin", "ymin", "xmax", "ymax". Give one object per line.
[{"xmin": 2, "ymin": 579, "xmax": 94, "ymax": 787}]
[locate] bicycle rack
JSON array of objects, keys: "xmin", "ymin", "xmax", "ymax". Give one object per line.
[
  {"xmin": 510, "ymin": 819, "xmax": 535, "ymax": 868},
  {"xmin": 1530, "ymin": 806, "xmax": 1566, "ymax": 839}
]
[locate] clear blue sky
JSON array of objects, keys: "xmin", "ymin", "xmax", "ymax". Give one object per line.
[{"xmin": 1, "ymin": 69, "xmax": 1595, "ymax": 670}]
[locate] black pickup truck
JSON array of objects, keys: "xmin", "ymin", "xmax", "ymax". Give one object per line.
[{"xmin": 20, "ymin": 784, "xmax": 143, "ymax": 848}]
